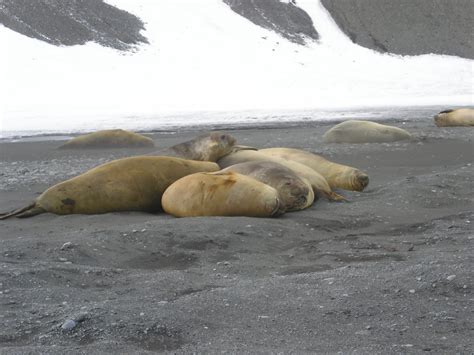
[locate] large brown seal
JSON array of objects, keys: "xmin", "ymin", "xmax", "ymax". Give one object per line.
[
  {"xmin": 217, "ymin": 150, "xmax": 345, "ymax": 201},
  {"xmin": 434, "ymin": 108, "xmax": 474, "ymax": 127},
  {"xmin": 0, "ymin": 157, "xmax": 219, "ymax": 219},
  {"xmin": 220, "ymin": 161, "xmax": 315, "ymax": 211},
  {"xmin": 151, "ymin": 132, "xmax": 237, "ymax": 161},
  {"xmin": 162, "ymin": 171, "xmax": 284, "ymax": 218},
  {"xmin": 260, "ymin": 148, "xmax": 369, "ymax": 192},
  {"xmin": 323, "ymin": 120, "xmax": 412, "ymax": 143},
  {"xmin": 58, "ymin": 129, "xmax": 155, "ymax": 149}
]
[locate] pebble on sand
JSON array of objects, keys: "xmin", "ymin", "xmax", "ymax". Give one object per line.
[
  {"xmin": 61, "ymin": 319, "xmax": 77, "ymax": 331},
  {"xmin": 60, "ymin": 242, "xmax": 73, "ymax": 250}
]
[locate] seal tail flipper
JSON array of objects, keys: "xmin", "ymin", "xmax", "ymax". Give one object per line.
[
  {"xmin": 0, "ymin": 203, "xmax": 43, "ymax": 220},
  {"xmin": 16, "ymin": 207, "xmax": 46, "ymax": 218}
]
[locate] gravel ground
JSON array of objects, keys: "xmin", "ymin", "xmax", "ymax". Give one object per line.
[{"xmin": 0, "ymin": 114, "xmax": 473, "ymax": 353}]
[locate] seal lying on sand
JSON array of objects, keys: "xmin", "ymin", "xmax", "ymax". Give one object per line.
[
  {"xmin": 260, "ymin": 148, "xmax": 369, "ymax": 191},
  {"xmin": 218, "ymin": 150, "xmax": 345, "ymax": 201},
  {"xmin": 220, "ymin": 161, "xmax": 315, "ymax": 211},
  {"xmin": 58, "ymin": 129, "xmax": 155, "ymax": 149},
  {"xmin": 323, "ymin": 120, "xmax": 412, "ymax": 143},
  {"xmin": 162, "ymin": 171, "xmax": 284, "ymax": 218},
  {"xmin": 0, "ymin": 157, "xmax": 219, "ymax": 219},
  {"xmin": 434, "ymin": 108, "xmax": 474, "ymax": 127},
  {"xmin": 151, "ymin": 132, "xmax": 237, "ymax": 161}
]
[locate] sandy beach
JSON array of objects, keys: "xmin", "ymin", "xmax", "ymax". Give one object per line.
[{"xmin": 0, "ymin": 116, "xmax": 473, "ymax": 353}]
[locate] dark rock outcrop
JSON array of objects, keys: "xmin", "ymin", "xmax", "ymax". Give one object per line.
[
  {"xmin": 223, "ymin": 0, "xmax": 318, "ymax": 45},
  {"xmin": 321, "ymin": 0, "xmax": 474, "ymax": 59},
  {"xmin": 0, "ymin": 0, "xmax": 148, "ymax": 51}
]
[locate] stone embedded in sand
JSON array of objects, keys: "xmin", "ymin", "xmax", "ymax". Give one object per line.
[
  {"xmin": 60, "ymin": 242, "xmax": 73, "ymax": 250},
  {"xmin": 61, "ymin": 319, "xmax": 77, "ymax": 331}
]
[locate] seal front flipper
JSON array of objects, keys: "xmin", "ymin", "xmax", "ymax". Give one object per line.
[
  {"xmin": 0, "ymin": 202, "xmax": 44, "ymax": 220},
  {"xmin": 324, "ymin": 191, "xmax": 348, "ymax": 202}
]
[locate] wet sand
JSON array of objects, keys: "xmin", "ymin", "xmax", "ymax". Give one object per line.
[{"xmin": 0, "ymin": 118, "xmax": 473, "ymax": 353}]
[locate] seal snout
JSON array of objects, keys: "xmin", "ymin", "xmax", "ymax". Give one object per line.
[
  {"xmin": 433, "ymin": 113, "xmax": 445, "ymax": 126},
  {"xmin": 355, "ymin": 173, "xmax": 369, "ymax": 191}
]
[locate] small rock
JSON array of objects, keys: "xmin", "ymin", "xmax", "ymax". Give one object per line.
[
  {"xmin": 409, "ymin": 289, "xmax": 416, "ymax": 294},
  {"xmin": 60, "ymin": 242, "xmax": 73, "ymax": 250},
  {"xmin": 61, "ymin": 319, "xmax": 77, "ymax": 331},
  {"xmin": 446, "ymin": 275, "xmax": 456, "ymax": 281},
  {"xmin": 58, "ymin": 257, "xmax": 68, "ymax": 262}
]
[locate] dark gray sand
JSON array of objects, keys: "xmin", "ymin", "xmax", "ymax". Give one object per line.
[{"xmin": 0, "ymin": 118, "xmax": 473, "ymax": 353}]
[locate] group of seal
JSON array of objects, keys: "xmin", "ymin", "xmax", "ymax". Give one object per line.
[
  {"xmin": 319, "ymin": 108, "xmax": 473, "ymax": 145},
  {"xmin": 0, "ymin": 157, "xmax": 219, "ymax": 219},
  {"xmin": 0, "ymin": 130, "xmax": 369, "ymax": 219},
  {"xmin": 4, "ymin": 107, "xmax": 468, "ymax": 220}
]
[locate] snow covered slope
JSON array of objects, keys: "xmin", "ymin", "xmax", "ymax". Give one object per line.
[{"xmin": 1, "ymin": 0, "xmax": 473, "ymax": 137}]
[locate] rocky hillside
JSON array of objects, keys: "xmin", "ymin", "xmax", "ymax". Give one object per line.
[
  {"xmin": 1, "ymin": 0, "xmax": 472, "ymax": 59},
  {"xmin": 223, "ymin": 0, "xmax": 318, "ymax": 45},
  {"xmin": 0, "ymin": 0, "xmax": 147, "ymax": 51},
  {"xmin": 321, "ymin": 0, "xmax": 474, "ymax": 59}
]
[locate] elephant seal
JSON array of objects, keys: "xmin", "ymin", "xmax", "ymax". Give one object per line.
[
  {"xmin": 260, "ymin": 148, "xmax": 369, "ymax": 192},
  {"xmin": 0, "ymin": 157, "xmax": 219, "ymax": 219},
  {"xmin": 58, "ymin": 129, "xmax": 155, "ymax": 149},
  {"xmin": 323, "ymin": 120, "xmax": 412, "ymax": 143},
  {"xmin": 220, "ymin": 161, "xmax": 315, "ymax": 211},
  {"xmin": 162, "ymin": 171, "xmax": 284, "ymax": 218},
  {"xmin": 217, "ymin": 150, "xmax": 345, "ymax": 201},
  {"xmin": 434, "ymin": 108, "xmax": 474, "ymax": 127},
  {"xmin": 151, "ymin": 132, "xmax": 237, "ymax": 161}
]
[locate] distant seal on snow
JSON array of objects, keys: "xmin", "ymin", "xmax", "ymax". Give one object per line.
[
  {"xmin": 0, "ymin": 157, "xmax": 219, "ymax": 219},
  {"xmin": 151, "ymin": 132, "xmax": 237, "ymax": 162},
  {"xmin": 220, "ymin": 161, "xmax": 315, "ymax": 211},
  {"xmin": 260, "ymin": 147, "xmax": 369, "ymax": 192},
  {"xmin": 162, "ymin": 171, "xmax": 284, "ymax": 218},
  {"xmin": 323, "ymin": 120, "xmax": 412, "ymax": 143},
  {"xmin": 433, "ymin": 108, "xmax": 474, "ymax": 127},
  {"xmin": 218, "ymin": 149, "xmax": 345, "ymax": 201},
  {"xmin": 58, "ymin": 129, "xmax": 155, "ymax": 149}
]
